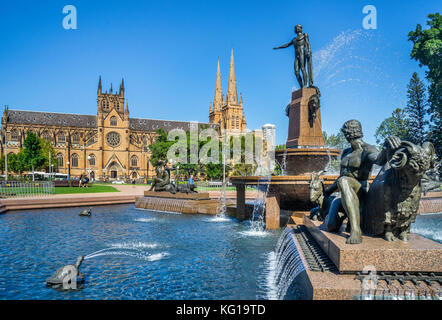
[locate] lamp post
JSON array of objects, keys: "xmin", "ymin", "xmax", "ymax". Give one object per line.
[
  {"xmin": 87, "ymin": 155, "xmax": 91, "ymax": 177},
  {"xmin": 66, "ymin": 161, "xmax": 70, "ymax": 181},
  {"xmin": 177, "ymin": 165, "xmax": 180, "ymax": 187},
  {"xmin": 222, "ymin": 132, "xmax": 227, "ymax": 188},
  {"xmin": 4, "ymin": 130, "xmax": 10, "ymax": 182}
]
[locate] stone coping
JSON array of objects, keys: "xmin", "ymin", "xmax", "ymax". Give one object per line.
[
  {"xmin": 230, "ymin": 175, "xmax": 376, "ymax": 185},
  {"xmin": 0, "ymin": 195, "xmax": 136, "ymax": 212},
  {"xmin": 275, "ymin": 148, "xmax": 341, "ymax": 155},
  {"xmin": 143, "ymin": 191, "xmax": 210, "ymax": 200},
  {"xmin": 303, "ymin": 216, "xmax": 442, "ymax": 273}
]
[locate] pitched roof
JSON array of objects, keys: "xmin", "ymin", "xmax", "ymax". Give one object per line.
[
  {"xmin": 6, "ymin": 110, "xmax": 97, "ymax": 128},
  {"xmin": 129, "ymin": 118, "xmax": 218, "ymax": 132},
  {"xmin": 5, "ymin": 109, "xmax": 219, "ymax": 132}
]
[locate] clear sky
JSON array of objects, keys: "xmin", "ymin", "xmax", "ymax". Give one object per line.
[{"xmin": 0, "ymin": 0, "xmax": 440, "ymax": 145}]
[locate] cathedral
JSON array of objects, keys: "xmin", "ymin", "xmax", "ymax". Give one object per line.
[
  {"xmin": 209, "ymin": 50, "xmax": 247, "ymax": 134},
  {"xmin": 1, "ymin": 78, "xmax": 217, "ymax": 182}
]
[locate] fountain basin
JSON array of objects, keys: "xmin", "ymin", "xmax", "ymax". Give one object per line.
[
  {"xmin": 135, "ymin": 191, "xmax": 221, "ymax": 215},
  {"xmin": 231, "ymin": 175, "xmax": 340, "ymax": 212},
  {"xmin": 275, "ymin": 148, "xmax": 341, "ymax": 176},
  {"xmin": 277, "ymin": 221, "xmax": 442, "ymax": 299}
]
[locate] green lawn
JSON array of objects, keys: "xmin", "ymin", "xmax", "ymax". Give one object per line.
[{"xmin": 54, "ymin": 185, "xmax": 120, "ymax": 194}]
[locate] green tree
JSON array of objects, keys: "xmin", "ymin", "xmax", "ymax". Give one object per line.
[
  {"xmin": 322, "ymin": 131, "xmax": 349, "ymax": 150},
  {"xmin": 39, "ymin": 137, "xmax": 57, "ymax": 172},
  {"xmin": 404, "ymin": 72, "xmax": 429, "ymax": 145},
  {"xmin": 204, "ymin": 162, "xmax": 225, "ymax": 180},
  {"xmin": 8, "ymin": 152, "xmax": 24, "ymax": 174},
  {"xmin": 408, "ymin": 13, "xmax": 442, "ymax": 160},
  {"xmin": 374, "ymin": 108, "xmax": 409, "ymax": 146},
  {"xmin": 148, "ymin": 128, "xmax": 175, "ymax": 167},
  {"xmin": 22, "ymin": 132, "xmax": 45, "ymax": 172}
]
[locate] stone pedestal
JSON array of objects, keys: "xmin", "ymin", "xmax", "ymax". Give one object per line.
[
  {"xmin": 286, "ymin": 88, "xmax": 324, "ymax": 148},
  {"xmin": 287, "ymin": 217, "xmax": 442, "ymax": 299},
  {"xmin": 265, "ymin": 192, "xmax": 280, "ymax": 230},
  {"xmin": 304, "ymin": 217, "xmax": 442, "ymax": 273},
  {"xmin": 236, "ymin": 184, "xmax": 246, "ymax": 221}
]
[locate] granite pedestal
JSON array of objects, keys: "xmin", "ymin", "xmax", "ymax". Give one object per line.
[{"xmin": 287, "ymin": 216, "xmax": 442, "ymax": 299}]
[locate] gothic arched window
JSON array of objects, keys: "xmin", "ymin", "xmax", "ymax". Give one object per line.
[
  {"xmin": 110, "ymin": 116, "xmax": 117, "ymax": 126},
  {"xmin": 72, "ymin": 134, "xmax": 80, "ymax": 145},
  {"xmin": 58, "ymin": 133, "xmax": 65, "ymax": 144},
  {"xmin": 71, "ymin": 154, "xmax": 79, "ymax": 167},
  {"xmin": 57, "ymin": 153, "xmax": 64, "ymax": 167},
  {"xmin": 10, "ymin": 130, "xmax": 19, "ymax": 141},
  {"xmin": 88, "ymin": 154, "xmax": 96, "ymax": 167},
  {"xmin": 131, "ymin": 155, "xmax": 138, "ymax": 167},
  {"xmin": 42, "ymin": 131, "xmax": 51, "ymax": 141}
]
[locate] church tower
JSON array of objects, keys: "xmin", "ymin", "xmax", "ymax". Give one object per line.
[
  {"xmin": 209, "ymin": 50, "xmax": 247, "ymax": 135},
  {"xmin": 97, "ymin": 77, "xmax": 127, "ymax": 120}
]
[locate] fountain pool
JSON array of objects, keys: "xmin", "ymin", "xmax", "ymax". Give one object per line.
[
  {"xmin": 0, "ymin": 204, "xmax": 439, "ymax": 300},
  {"xmin": 0, "ymin": 204, "xmax": 281, "ymax": 300}
]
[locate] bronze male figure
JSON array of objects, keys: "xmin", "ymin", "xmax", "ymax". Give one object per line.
[
  {"xmin": 324, "ymin": 120, "xmax": 401, "ymax": 244},
  {"xmin": 273, "ymin": 24, "xmax": 313, "ymax": 88}
]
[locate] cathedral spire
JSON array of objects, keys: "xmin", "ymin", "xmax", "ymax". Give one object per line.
[
  {"xmin": 120, "ymin": 78, "xmax": 125, "ymax": 96},
  {"xmin": 226, "ymin": 49, "xmax": 238, "ymax": 105},
  {"xmin": 98, "ymin": 76, "xmax": 102, "ymax": 94},
  {"xmin": 110, "ymin": 83, "xmax": 113, "ymax": 94},
  {"xmin": 213, "ymin": 59, "xmax": 223, "ymax": 112}
]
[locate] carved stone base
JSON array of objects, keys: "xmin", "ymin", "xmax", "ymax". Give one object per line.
[
  {"xmin": 286, "ymin": 88, "xmax": 324, "ymax": 148},
  {"xmin": 304, "ymin": 216, "xmax": 442, "ymax": 273}
]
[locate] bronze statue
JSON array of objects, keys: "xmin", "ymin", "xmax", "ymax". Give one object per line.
[
  {"xmin": 46, "ymin": 256, "xmax": 85, "ymax": 290},
  {"xmin": 324, "ymin": 120, "xmax": 401, "ymax": 244},
  {"xmin": 309, "ymin": 171, "xmax": 339, "ymax": 221},
  {"xmin": 274, "ymin": 24, "xmax": 313, "ymax": 88},
  {"xmin": 308, "ymin": 94, "xmax": 320, "ymax": 127},
  {"xmin": 362, "ymin": 140, "xmax": 435, "ymax": 242},
  {"xmin": 149, "ymin": 160, "xmax": 176, "ymax": 193},
  {"xmin": 310, "ymin": 122, "xmax": 435, "ymax": 244}
]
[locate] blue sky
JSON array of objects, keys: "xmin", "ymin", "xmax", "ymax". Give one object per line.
[{"xmin": 0, "ymin": 0, "xmax": 440, "ymax": 145}]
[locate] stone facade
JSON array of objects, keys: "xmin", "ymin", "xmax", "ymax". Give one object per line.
[
  {"xmin": 1, "ymin": 78, "xmax": 217, "ymax": 182},
  {"xmin": 209, "ymin": 50, "xmax": 247, "ymax": 135}
]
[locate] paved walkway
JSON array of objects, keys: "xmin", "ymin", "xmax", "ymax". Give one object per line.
[{"xmin": 0, "ymin": 185, "xmax": 148, "ymax": 213}]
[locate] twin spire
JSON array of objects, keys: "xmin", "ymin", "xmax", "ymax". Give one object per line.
[
  {"xmin": 212, "ymin": 49, "xmax": 240, "ymax": 112},
  {"xmin": 226, "ymin": 49, "xmax": 238, "ymax": 105}
]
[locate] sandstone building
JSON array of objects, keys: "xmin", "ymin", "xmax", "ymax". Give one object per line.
[
  {"xmin": 209, "ymin": 50, "xmax": 247, "ymax": 134},
  {"xmin": 1, "ymin": 78, "xmax": 217, "ymax": 181}
]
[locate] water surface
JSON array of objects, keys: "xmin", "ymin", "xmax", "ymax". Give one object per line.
[{"xmin": 0, "ymin": 204, "xmax": 280, "ymax": 299}]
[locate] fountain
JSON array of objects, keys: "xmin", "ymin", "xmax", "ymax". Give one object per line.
[
  {"xmin": 231, "ymin": 27, "xmax": 343, "ymax": 229},
  {"xmin": 135, "ymin": 162, "xmax": 221, "ymax": 215},
  {"xmin": 230, "ymin": 25, "xmax": 442, "ymax": 299}
]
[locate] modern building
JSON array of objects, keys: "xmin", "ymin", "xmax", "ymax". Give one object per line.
[
  {"xmin": 1, "ymin": 78, "xmax": 217, "ymax": 181},
  {"xmin": 262, "ymin": 123, "xmax": 276, "ymax": 150},
  {"xmin": 209, "ymin": 50, "xmax": 247, "ymax": 135}
]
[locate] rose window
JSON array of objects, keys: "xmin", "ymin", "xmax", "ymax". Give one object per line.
[{"xmin": 106, "ymin": 132, "xmax": 121, "ymax": 147}]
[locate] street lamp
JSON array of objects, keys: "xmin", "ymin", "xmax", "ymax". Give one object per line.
[
  {"xmin": 66, "ymin": 161, "xmax": 70, "ymax": 181},
  {"xmin": 3, "ymin": 130, "xmax": 10, "ymax": 182}
]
